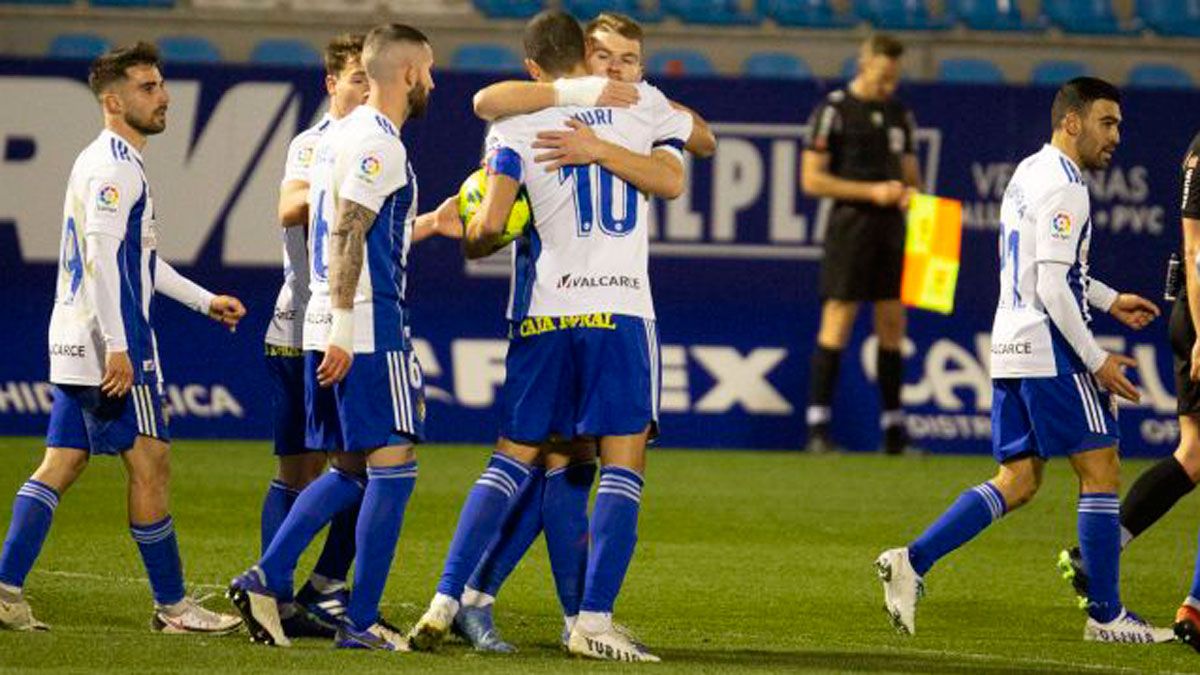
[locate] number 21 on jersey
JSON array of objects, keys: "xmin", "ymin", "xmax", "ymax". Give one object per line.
[{"xmin": 998, "ymin": 224, "xmax": 1022, "ymax": 308}]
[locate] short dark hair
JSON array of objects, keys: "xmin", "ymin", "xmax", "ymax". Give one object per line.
[
  {"xmin": 585, "ymin": 12, "xmax": 644, "ymax": 45},
  {"xmin": 362, "ymin": 23, "xmax": 429, "ymax": 79},
  {"xmin": 863, "ymin": 33, "xmax": 904, "ymax": 59},
  {"xmin": 324, "ymin": 33, "xmax": 364, "ymax": 77},
  {"xmin": 88, "ymin": 41, "xmax": 160, "ymax": 98},
  {"xmin": 1051, "ymin": 77, "xmax": 1122, "ymax": 129},
  {"xmin": 523, "ymin": 10, "xmax": 586, "ymax": 78}
]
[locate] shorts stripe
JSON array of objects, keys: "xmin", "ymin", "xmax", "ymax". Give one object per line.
[
  {"xmin": 136, "ymin": 386, "xmax": 158, "ymax": 438},
  {"xmin": 399, "ymin": 352, "xmax": 414, "ymax": 433},
  {"xmin": 1073, "ymin": 374, "xmax": 1102, "ymax": 433},
  {"xmin": 387, "ymin": 352, "xmax": 403, "ymax": 432},
  {"xmin": 644, "ymin": 319, "xmax": 659, "ymax": 420},
  {"xmin": 132, "ymin": 386, "xmax": 147, "ymax": 434},
  {"xmin": 1084, "ymin": 376, "xmax": 1109, "ymax": 434}
]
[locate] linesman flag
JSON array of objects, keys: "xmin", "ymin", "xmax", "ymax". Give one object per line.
[{"xmin": 901, "ymin": 193, "xmax": 963, "ymax": 315}]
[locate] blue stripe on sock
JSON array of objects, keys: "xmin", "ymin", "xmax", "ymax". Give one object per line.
[
  {"xmin": 0, "ymin": 480, "xmax": 60, "ymax": 588},
  {"xmin": 130, "ymin": 516, "xmax": 185, "ymax": 606}
]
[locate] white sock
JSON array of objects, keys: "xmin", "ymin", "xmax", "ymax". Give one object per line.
[
  {"xmin": 432, "ymin": 592, "xmax": 460, "ymax": 617},
  {"xmin": 1186, "ymin": 596, "xmax": 1200, "ymax": 611},
  {"xmin": 0, "ymin": 581, "xmax": 21, "ymax": 599},
  {"xmin": 307, "ymin": 573, "xmax": 345, "ymax": 594},
  {"xmin": 460, "ymin": 587, "xmax": 494, "ymax": 609},
  {"xmin": 577, "ymin": 610, "xmax": 612, "ymax": 634},
  {"xmin": 1119, "ymin": 526, "xmax": 1134, "ymax": 550},
  {"xmin": 564, "ymin": 614, "xmax": 577, "ymax": 635}
]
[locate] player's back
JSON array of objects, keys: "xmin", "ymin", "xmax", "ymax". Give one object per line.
[
  {"xmin": 487, "ymin": 78, "xmax": 692, "ymax": 322},
  {"xmin": 991, "ymin": 144, "xmax": 1093, "ymax": 378},
  {"xmin": 48, "ymin": 130, "xmax": 157, "ymax": 386}
]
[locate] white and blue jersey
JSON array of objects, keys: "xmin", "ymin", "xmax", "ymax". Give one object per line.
[
  {"xmin": 46, "ymin": 130, "xmax": 167, "ymax": 453},
  {"xmin": 483, "ymin": 78, "xmax": 691, "ymax": 442},
  {"xmin": 302, "ymin": 104, "xmax": 424, "ymax": 450},
  {"xmin": 990, "ymin": 144, "xmax": 1118, "ymax": 461}
]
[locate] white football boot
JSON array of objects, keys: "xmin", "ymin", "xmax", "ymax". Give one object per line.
[
  {"xmin": 152, "ymin": 595, "xmax": 243, "ymax": 635},
  {"xmin": 876, "ymin": 547, "xmax": 924, "ymax": 635},
  {"xmin": 1083, "ymin": 608, "xmax": 1176, "ymax": 644},
  {"xmin": 407, "ymin": 593, "xmax": 458, "ymax": 652},
  {"xmin": 0, "ymin": 586, "xmax": 48, "ymax": 631}
]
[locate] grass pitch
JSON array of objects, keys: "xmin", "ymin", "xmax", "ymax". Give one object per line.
[{"xmin": 1, "ymin": 438, "xmax": 1200, "ymax": 673}]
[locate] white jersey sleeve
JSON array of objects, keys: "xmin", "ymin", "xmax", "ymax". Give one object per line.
[
  {"xmin": 83, "ymin": 162, "xmax": 144, "ymax": 240},
  {"xmin": 639, "ymin": 83, "xmax": 694, "ymax": 161},
  {"xmin": 485, "ymin": 119, "xmax": 533, "ymax": 183},
  {"xmin": 1033, "ymin": 182, "xmax": 1090, "ymax": 265},
  {"xmin": 337, "ymin": 138, "xmax": 409, "ymax": 214},
  {"xmin": 282, "ymin": 128, "xmax": 319, "ymax": 185}
]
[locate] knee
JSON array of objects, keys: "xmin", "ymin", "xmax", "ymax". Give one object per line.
[
  {"xmin": 994, "ymin": 472, "xmax": 1041, "ymax": 510},
  {"xmin": 34, "ymin": 449, "xmax": 89, "ymax": 493},
  {"xmin": 278, "ymin": 453, "xmax": 327, "ymax": 489},
  {"xmin": 1174, "ymin": 442, "xmax": 1200, "ymax": 483}
]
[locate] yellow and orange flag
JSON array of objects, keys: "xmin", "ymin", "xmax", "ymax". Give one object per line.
[{"xmin": 901, "ymin": 193, "xmax": 963, "ymax": 315}]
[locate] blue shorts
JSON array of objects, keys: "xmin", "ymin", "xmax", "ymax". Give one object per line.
[
  {"xmin": 266, "ymin": 348, "xmax": 309, "ymax": 456},
  {"xmin": 45, "ymin": 383, "xmax": 169, "ymax": 456},
  {"xmin": 992, "ymin": 371, "xmax": 1119, "ymax": 463},
  {"xmin": 500, "ymin": 313, "xmax": 659, "ymax": 444},
  {"xmin": 305, "ymin": 351, "xmax": 343, "ymax": 453},
  {"xmin": 306, "ymin": 349, "xmax": 426, "ymax": 453}
]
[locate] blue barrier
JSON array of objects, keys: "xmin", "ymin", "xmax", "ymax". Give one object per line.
[{"xmin": 0, "ymin": 59, "xmax": 1194, "ymax": 455}]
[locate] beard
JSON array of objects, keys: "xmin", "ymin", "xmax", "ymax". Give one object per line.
[
  {"xmin": 407, "ymin": 84, "xmax": 429, "ymax": 120},
  {"xmin": 128, "ymin": 107, "xmax": 167, "ymax": 136}
]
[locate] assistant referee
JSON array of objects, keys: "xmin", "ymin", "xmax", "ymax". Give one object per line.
[{"xmin": 800, "ymin": 34, "xmax": 921, "ymax": 454}]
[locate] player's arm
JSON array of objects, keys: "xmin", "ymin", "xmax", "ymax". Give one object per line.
[
  {"xmin": 278, "ymin": 179, "xmax": 309, "ymax": 227},
  {"xmin": 1086, "ymin": 277, "xmax": 1158, "ymax": 331},
  {"xmin": 801, "ymin": 150, "xmax": 906, "ymax": 207},
  {"xmin": 82, "ymin": 169, "xmax": 139, "ymax": 397},
  {"xmin": 669, "ymin": 100, "xmax": 716, "ymax": 158},
  {"xmin": 319, "ymin": 196, "xmax": 376, "ymax": 386},
  {"xmin": 463, "ymin": 172, "xmax": 521, "ymax": 260},
  {"xmin": 899, "ymin": 110, "xmax": 922, "ymax": 191},
  {"xmin": 412, "ymin": 197, "xmax": 464, "ymax": 244},
  {"xmin": 472, "ymin": 78, "xmax": 639, "ymax": 122},
  {"xmin": 1183, "ymin": 146, "xmax": 1200, "ymax": 380},
  {"xmin": 153, "ymin": 258, "xmax": 245, "ymax": 330},
  {"xmin": 533, "ymin": 118, "xmax": 684, "ymax": 199}
]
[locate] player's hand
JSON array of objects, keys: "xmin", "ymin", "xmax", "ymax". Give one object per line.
[
  {"xmin": 1094, "ymin": 352, "xmax": 1140, "ymax": 403},
  {"xmin": 1190, "ymin": 340, "xmax": 1200, "ymax": 381},
  {"xmin": 208, "ymin": 295, "xmax": 246, "ymax": 331},
  {"xmin": 595, "ymin": 80, "xmax": 639, "ymax": 108},
  {"xmin": 1108, "ymin": 293, "xmax": 1159, "ymax": 330},
  {"xmin": 870, "ymin": 180, "xmax": 907, "ymax": 208},
  {"xmin": 432, "ymin": 196, "xmax": 464, "ymax": 239},
  {"xmin": 101, "ymin": 350, "xmax": 134, "ymax": 398},
  {"xmin": 533, "ymin": 119, "xmax": 602, "ymax": 171},
  {"xmin": 898, "ymin": 186, "xmax": 916, "ymax": 211},
  {"xmin": 317, "ymin": 345, "xmax": 352, "ymax": 387}
]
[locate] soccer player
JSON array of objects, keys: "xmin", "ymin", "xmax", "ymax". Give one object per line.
[
  {"xmin": 875, "ymin": 77, "xmax": 1170, "ymax": 642},
  {"xmin": 259, "ymin": 32, "xmax": 368, "ymax": 637},
  {"xmin": 0, "ymin": 42, "xmax": 245, "ymax": 634},
  {"xmin": 800, "ymin": 34, "xmax": 921, "ymax": 455},
  {"xmin": 408, "ymin": 10, "xmax": 693, "ymax": 662},
  {"xmin": 229, "ymin": 23, "xmax": 449, "ymax": 651},
  {"xmin": 451, "ymin": 11, "xmax": 716, "ymax": 653},
  {"xmin": 1059, "ymin": 129, "xmax": 1200, "ymax": 650}
]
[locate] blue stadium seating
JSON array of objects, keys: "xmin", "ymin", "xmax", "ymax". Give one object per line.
[
  {"xmin": 646, "ymin": 49, "xmax": 716, "ymax": 76},
  {"xmin": 451, "ymin": 44, "xmax": 525, "ymax": 73},
  {"xmin": 1127, "ymin": 63, "xmax": 1194, "ymax": 88},
  {"xmin": 662, "ymin": 0, "xmax": 761, "ymax": 25},
  {"xmin": 760, "ymin": 0, "xmax": 858, "ymax": 27},
  {"xmin": 250, "ymin": 39, "xmax": 321, "ymax": 66},
  {"xmin": 47, "ymin": 33, "xmax": 110, "ymax": 60},
  {"xmin": 1041, "ymin": 0, "xmax": 1132, "ymax": 34},
  {"xmin": 156, "ymin": 36, "xmax": 221, "ymax": 63},
  {"xmin": 563, "ymin": 0, "xmax": 662, "ymax": 21},
  {"xmin": 472, "ymin": 0, "xmax": 544, "ymax": 18},
  {"xmin": 743, "ymin": 52, "xmax": 812, "ymax": 79},
  {"xmin": 853, "ymin": 0, "xmax": 950, "ymax": 29},
  {"xmin": 1030, "ymin": 60, "xmax": 1089, "ymax": 84},
  {"xmin": 0, "ymin": 0, "xmax": 70, "ymax": 6},
  {"xmin": 91, "ymin": 0, "xmax": 173, "ymax": 8},
  {"xmin": 937, "ymin": 58, "xmax": 1004, "ymax": 83},
  {"xmin": 945, "ymin": 0, "xmax": 1036, "ymax": 30},
  {"xmin": 1136, "ymin": 0, "xmax": 1200, "ymax": 36}
]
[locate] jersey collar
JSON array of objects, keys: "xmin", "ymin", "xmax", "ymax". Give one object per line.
[
  {"xmin": 99, "ymin": 129, "xmax": 145, "ymax": 165},
  {"xmin": 1043, "ymin": 143, "xmax": 1081, "ymax": 176}
]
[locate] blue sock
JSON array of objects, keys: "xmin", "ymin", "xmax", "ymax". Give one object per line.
[
  {"xmin": 436, "ymin": 452, "xmax": 532, "ymax": 600},
  {"xmin": 260, "ymin": 479, "xmax": 299, "ymax": 556},
  {"xmin": 1190, "ymin": 523, "xmax": 1200, "ymax": 602},
  {"xmin": 543, "ymin": 462, "xmax": 595, "ymax": 617},
  {"xmin": 130, "ymin": 516, "xmax": 185, "ymax": 606},
  {"xmin": 1079, "ymin": 492, "xmax": 1122, "ymax": 622},
  {"xmin": 0, "ymin": 480, "xmax": 60, "ymax": 588},
  {"xmin": 311, "ymin": 496, "xmax": 360, "ymax": 585},
  {"xmin": 907, "ymin": 482, "xmax": 1006, "ymax": 577},
  {"xmin": 467, "ymin": 467, "xmax": 546, "ymax": 598},
  {"xmin": 580, "ymin": 466, "xmax": 643, "ymax": 614},
  {"xmin": 260, "ymin": 468, "xmax": 364, "ymax": 599},
  {"xmin": 347, "ymin": 462, "xmax": 417, "ymax": 630}
]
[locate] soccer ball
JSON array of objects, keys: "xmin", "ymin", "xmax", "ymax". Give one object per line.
[{"xmin": 457, "ymin": 168, "xmax": 532, "ymax": 249}]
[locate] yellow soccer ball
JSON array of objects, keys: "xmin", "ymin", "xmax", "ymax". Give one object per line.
[{"xmin": 457, "ymin": 168, "xmax": 532, "ymax": 249}]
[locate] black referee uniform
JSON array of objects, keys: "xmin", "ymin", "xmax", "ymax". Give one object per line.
[
  {"xmin": 806, "ymin": 88, "xmax": 916, "ymax": 301},
  {"xmin": 1170, "ymin": 130, "xmax": 1200, "ymax": 415}
]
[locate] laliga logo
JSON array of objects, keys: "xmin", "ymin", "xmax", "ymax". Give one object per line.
[
  {"xmin": 97, "ymin": 185, "xmax": 119, "ymax": 210},
  {"xmin": 1051, "ymin": 212, "xmax": 1072, "ymax": 240},
  {"xmin": 359, "ymin": 155, "xmax": 382, "ymax": 180},
  {"xmin": 297, "ymin": 146, "xmax": 315, "ymax": 168}
]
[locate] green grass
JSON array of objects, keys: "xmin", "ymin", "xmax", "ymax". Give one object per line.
[{"xmin": 1, "ymin": 439, "xmax": 1200, "ymax": 673}]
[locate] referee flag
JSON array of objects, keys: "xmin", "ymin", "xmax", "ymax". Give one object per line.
[{"xmin": 901, "ymin": 194, "xmax": 963, "ymax": 314}]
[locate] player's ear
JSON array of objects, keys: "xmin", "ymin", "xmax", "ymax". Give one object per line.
[
  {"xmin": 100, "ymin": 89, "xmax": 123, "ymax": 116},
  {"xmin": 524, "ymin": 58, "xmax": 541, "ymax": 81},
  {"xmin": 1063, "ymin": 111, "xmax": 1081, "ymax": 136},
  {"xmin": 324, "ymin": 73, "xmax": 337, "ymax": 97}
]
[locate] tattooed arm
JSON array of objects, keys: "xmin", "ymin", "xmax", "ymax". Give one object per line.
[{"xmin": 316, "ymin": 198, "xmax": 377, "ymax": 387}]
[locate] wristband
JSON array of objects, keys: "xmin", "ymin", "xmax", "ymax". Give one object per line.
[
  {"xmin": 553, "ymin": 77, "xmax": 605, "ymax": 107},
  {"xmin": 328, "ymin": 307, "xmax": 354, "ymax": 354}
]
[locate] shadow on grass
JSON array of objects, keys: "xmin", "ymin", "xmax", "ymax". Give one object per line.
[{"xmin": 652, "ymin": 647, "xmax": 1132, "ymax": 673}]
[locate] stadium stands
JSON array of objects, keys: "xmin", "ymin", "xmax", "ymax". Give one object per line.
[
  {"xmin": 451, "ymin": 43, "xmax": 524, "ymax": 72},
  {"xmin": 662, "ymin": 0, "xmax": 761, "ymax": 25},
  {"xmin": 250, "ymin": 38, "xmax": 321, "ymax": 65},
  {"xmin": 945, "ymin": 0, "xmax": 1036, "ymax": 30},
  {"xmin": 91, "ymin": 0, "xmax": 174, "ymax": 8},
  {"xmin": 761, "ymin": 0, "xmax": 859, "ymax": 27},
  {"xmin": 1041, "ymin": 0, "xmax": 1131, "ymax": 34},
  {"xmin": 1135, "ymin": 0, "xmax": 1200, "ymax": 35},
  {"xmin": 563, "ymin": 0, "xmax": 662, "ymax": 21},
  {"xmin": 47, "ymin": 33, "xmax": 111, "ymax": 59},
  {"xmin": 937, "ymin": 57, "xmax": 1005, "ymax": 83},
  {"xmin": 853, "ymin": 0, "xmax": 950, "ymax": 30},
  {"xmin": 1029, "ymin": 59, "xmax": 1089, "ymax": 84},
  {"xmin": 156, "ymin": 35, "xmax": 221, "ymax": 62},
  {"xmin": 743, "ymin": 51, "xmax": 812, "ymax": 78},
  {"xmin": 1127, "ymin": 62, "xmax": 1194, "ymax": 87},
  {"xmin": 472, "ymin": 0, "xmax": 544, "ymax": 19},
  {"xmin": 646, "ymin": 48, "xmax": 716, "ymax": 76}
]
